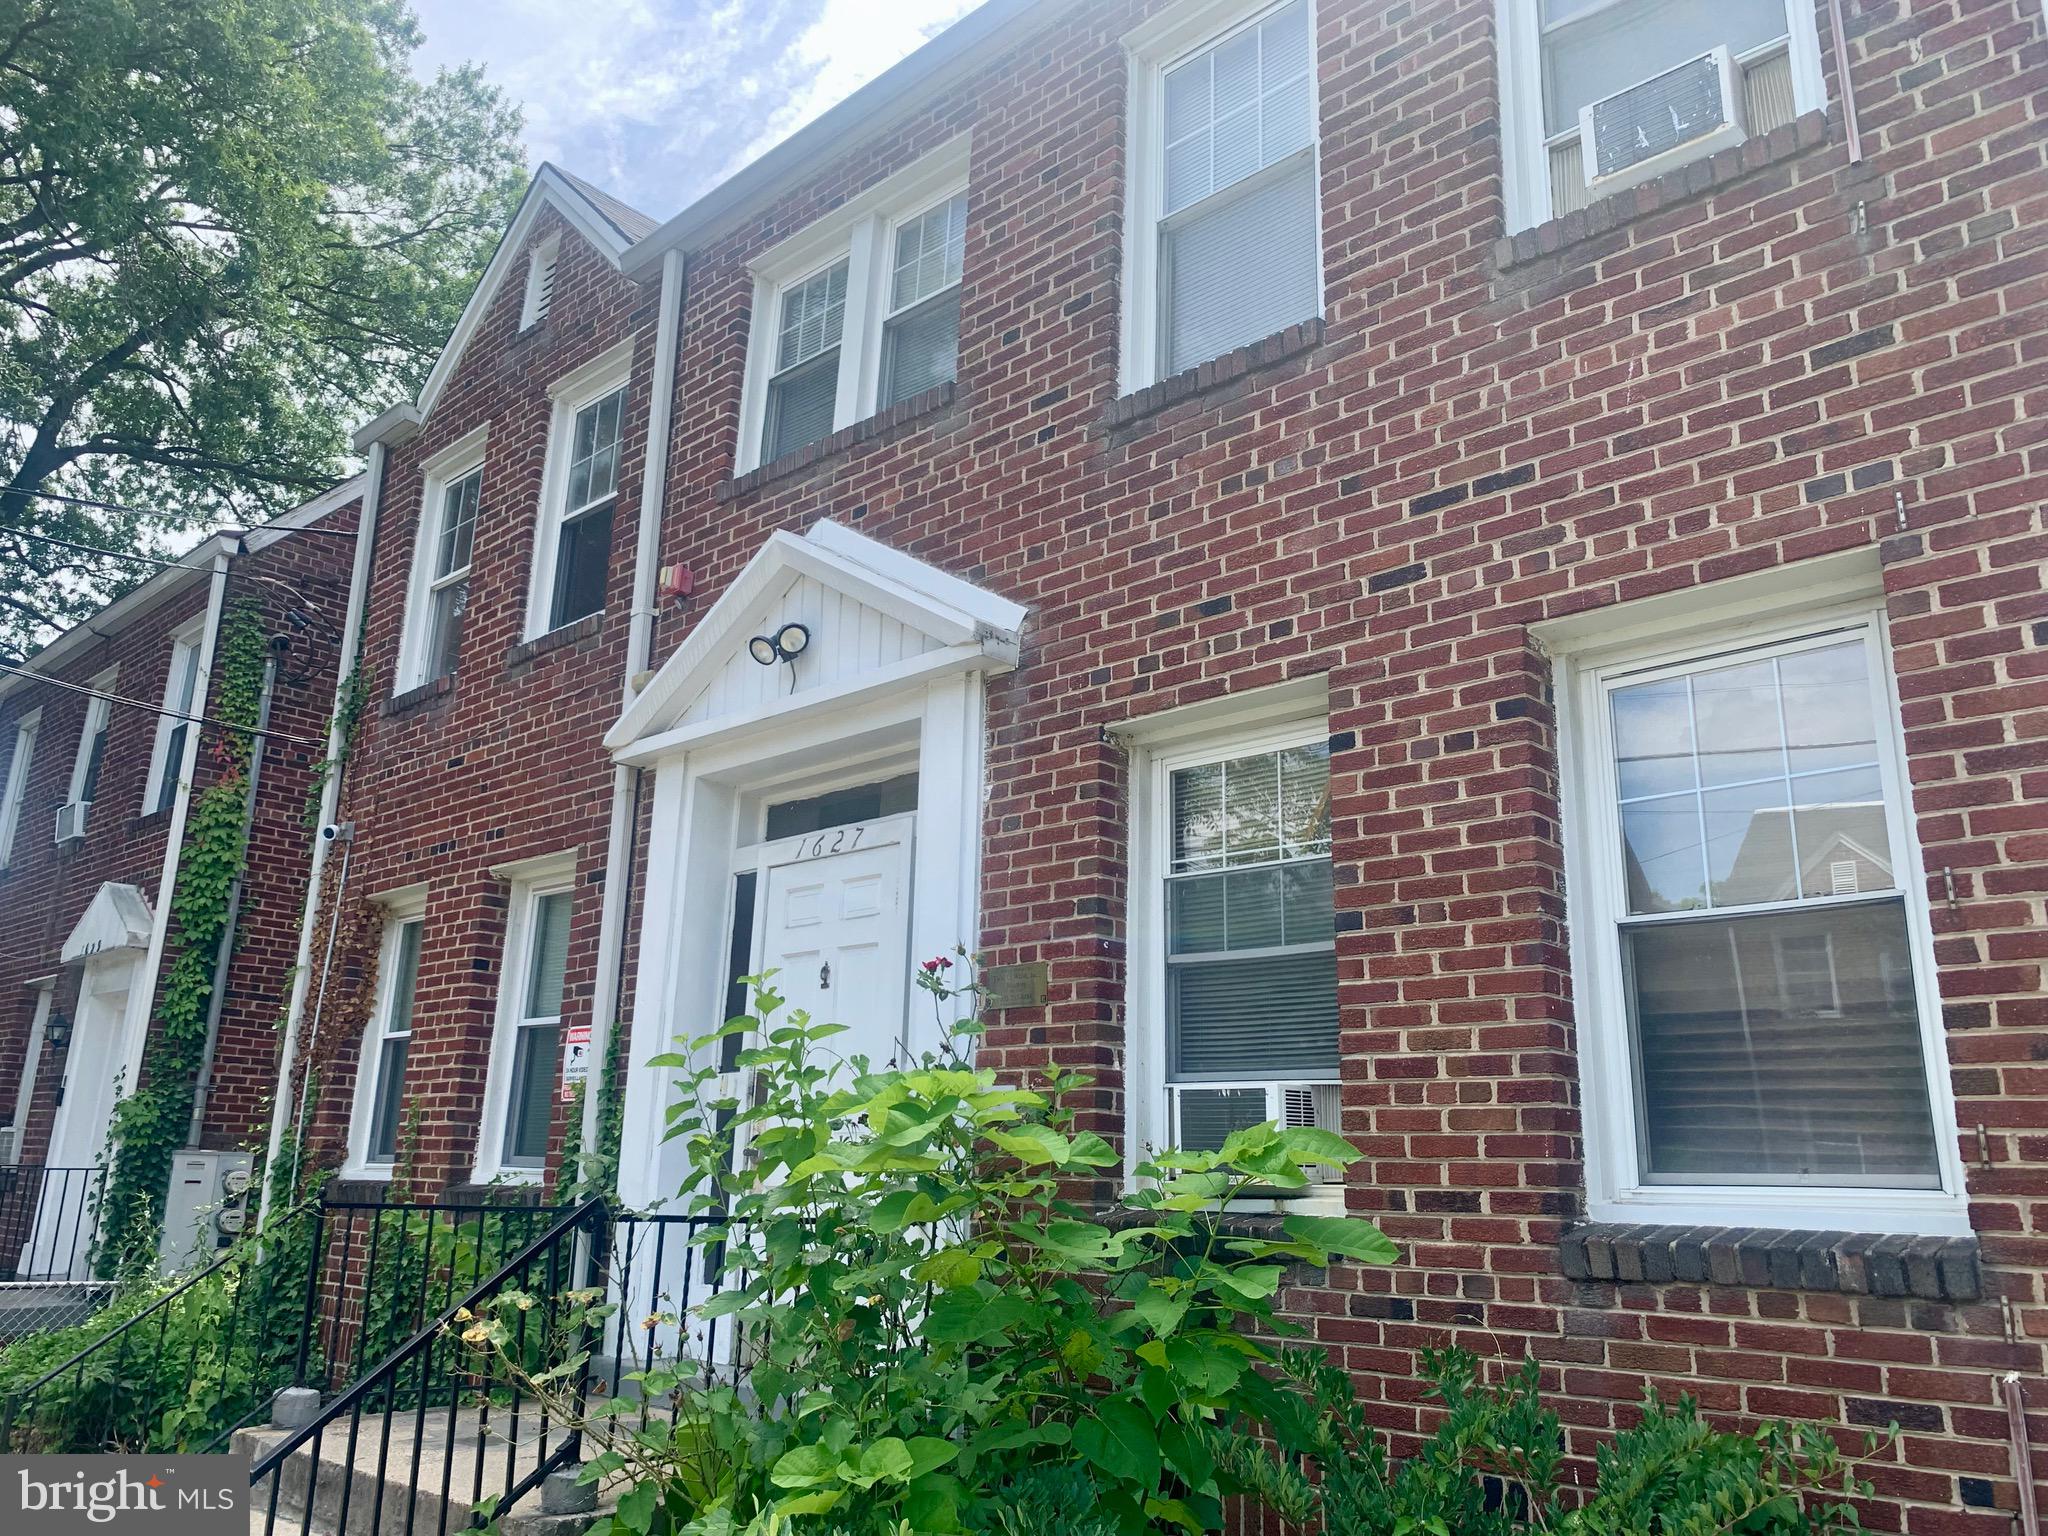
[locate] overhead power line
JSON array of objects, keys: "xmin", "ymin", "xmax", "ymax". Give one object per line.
[
  {"xmin": 1, "ymin": 483, "xmax": 359, "ymax": 537},
  {"xmin": 0, "ymin": 661, "xmax": 331, "ymax": 751}
]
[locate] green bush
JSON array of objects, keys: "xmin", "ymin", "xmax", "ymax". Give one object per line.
[
  {"xmin": 1228, "ymin": 1345, "xmax": 1888, "ymax": 1536},
  {"xmin": 464, "ymin": 962, "xmax": 1396, "ymax": 1535}
]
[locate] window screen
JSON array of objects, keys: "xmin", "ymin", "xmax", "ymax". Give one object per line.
[
  {"xmin": 1604, "ymin": 633, "xmax": 1940, "ymax": 1189},
  {"xmin": 427, "ymin": 469, "xmax": 479, "ymax": 680},
  {"xmin": 1166, "ymin": 741, "xmax": 1337, "ymax": 1085},
  {"xmin": 549, "ymin": 390, "xmax": 623, "ymax": 630}
]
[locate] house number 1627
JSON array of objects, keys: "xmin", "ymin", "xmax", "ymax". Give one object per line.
[{"xmin": 794, "ymin": 825, "xmax": 864, "ymax": 859}]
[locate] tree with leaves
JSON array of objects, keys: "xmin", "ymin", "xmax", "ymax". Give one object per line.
[{"xmin": 0, "ymin": 0, "xmax": 526, "ymax": 654}]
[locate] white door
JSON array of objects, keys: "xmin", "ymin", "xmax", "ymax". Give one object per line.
[
  {"xmin": 752, "ymin": 816, "xmax": 915, "ymax": 1076},
  {"xmin": 27, "ymin": 954, "xmax": 133, "ymax": 1278}
]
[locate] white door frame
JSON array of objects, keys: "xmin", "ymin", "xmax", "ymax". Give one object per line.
[{"xmin": 615, "ymin": 675, "xmax": 986, "ymax": 1212}]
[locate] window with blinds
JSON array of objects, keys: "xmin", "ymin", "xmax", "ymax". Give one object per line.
[
  {"xmin": 365, "ymin": 918, "xmax": 423, "ymax": 1165},
  {"xmin": 1600, "ymin": 629, "xmax": 1941, "ymax": 1189},
  {"xmin": 1156, "ymin": 0, "xmax": 1319, "ymax": 378},
  {"xmin": 146, "ymin": 634, "xmax": 201, "ymax": 816},
  {"xmin": 765, "ymin": 260, "xmax": 848, "ymax": 462},
  {"xmin": 881, "ymin": 193, "xmax": 966, "ymax": 407},
  {"xmin": 1534, "ymin": 0, "xmax": 1798, "ymax": 218},
  {"xmin": 1164, "ymin": 738, "xmax": 1337, "ymax": 1150},
  {"xmin": 504, "ymin": 888, "xmax": 572, "ymax": 1168}
]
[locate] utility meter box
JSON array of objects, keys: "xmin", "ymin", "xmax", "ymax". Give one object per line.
[{"xmin": 158, "ymin": 1150, "xmax": 255, "ymax": 1275}]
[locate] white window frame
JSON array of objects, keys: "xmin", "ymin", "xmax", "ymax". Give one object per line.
[
  {"xmin": 1495, "ymin": 0, "xmax": 1828, "ymax": 234},
  {"xmin": 1118, "ymin": 0, "xmax": 1325, "ymax": 396},
  {"xmin": 0, "ymin": 708, "xmax": 42, "ymax": 869},
  {"xmin": 66, "ymin": 667, "xmax": 117, "ymax": 824},
  {"xmin": 734, "ymin": 138, "xmax": 971, "ymax": 475},
  {"xmin": 525, "ymin": 345, "xmax": 633, "ymax": 641},
  {"xmin": 397, "ymin": 424, "xmax": 490, "ymax": 692},
  {"xmin": 142, "ymin": 619, "xmax": 204, "ymax": 814},
  {"xmin": 474, "ymin": 850, "xmax": 578, "ymax": 1183},
  {"xmin": 1555, "ymin": 597, "xmax": 1970, "ymax": 1237},
  {"xmin": 1122, "ymin": 679, "xmax": 1343, "ymax": 1213},
  {"xmin": 344, "ymin": 887, "xmax": 429, "ymax": 1179}
]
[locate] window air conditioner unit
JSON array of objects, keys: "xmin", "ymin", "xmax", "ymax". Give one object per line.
[
  {"xmin": 1170, "ymin": 1081, "xmax": 1345, "ymax": 1186},
  {"xmin": 54, "ymin": 799, "xmax": 89, "ymax": 845},
  {"xmin": 1578, "ymin": 46, "xmax": 1745, "ymax": 200}
]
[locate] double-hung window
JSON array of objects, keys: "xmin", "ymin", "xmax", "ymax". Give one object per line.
[
  {"xmin": 349, "ymin": 900, "xmax": 425, "ymax": 1174},
  {"xmin": 737, "ymin": 143, "xmax": 971, "ymax": 474},
  {"xmin": 64, "ymin": 668, "xmax": 115, "ymax": 833},
  {"xmin": 1565, "ymin": 607, "xmax": 1964, "ymax": 1234},
  {"xmin": 879, "ymin": 192, "xmax": 967, "ymax": 408},
  {"xmin": 1498, "ymin": 0, "xmax": 1825, "ymax": 232},
  {"xmin": 0, "ymin": 709, "xmax": 40, "ymax": 869},
  {"xmin": 1123, "ymin": 0, "xmax": 1322, "ymax": 391},
  {"xmin": 528, "ymin": 348, "xmax": 631, "ymax": 639},
  {"xmin": 400, "ymin": 429, "xmax": 486, "ymax": 690},
  {"xmin": 143, "ymin": 627, "xmax": 202, "ymax": 815},
  {"xmin": 481, "ymin": 859, "xmax": 576, "ymax": 1179},
  {"xmin": 763, "ymin": 261, "xmax": 849, "ymax": 463},
  {"xmin": 1137, "ymin": 714, "xmax": 1342, "ymax": 1186}
]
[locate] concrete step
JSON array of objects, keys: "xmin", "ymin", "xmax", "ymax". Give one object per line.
[{"xmin": 235, "ymin": 1405, "xmax": 611, "ymax": 1536}]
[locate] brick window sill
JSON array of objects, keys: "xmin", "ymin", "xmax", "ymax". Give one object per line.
[
  {"xmin": 382, "ymin": 675, "xmax": 454, "ymax": 717},
  {"xmin": 1560, "ymin": 1222, "xmax": 1980, "ymax": 1302},
  {"xmin": 720, "ymin": 381, "xmax": 957, "ymax": 502},
  {"xmin": 505, "ymin": 612, "xmax": 604, "ymax": 668},
  {"xmin": 1493, "ymin": 111, "xmax": 1834, "ymax": 275},
  {"xmin": 1105, "ymin": 319, "xmax": 1325, "ymax": 431}
]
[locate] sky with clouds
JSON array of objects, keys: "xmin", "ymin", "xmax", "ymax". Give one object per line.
[{"xmin": 409, "ymin": 0, "xmax": 987, "ymax": 222}]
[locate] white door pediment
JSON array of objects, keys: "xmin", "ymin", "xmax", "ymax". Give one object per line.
[
  {"xmin": 60, "ymin": 882, "xmax": 154, "ymax": 966},
  {"xmin": 606, "ymin": 521, "xmax": 1024, "ymax": 763}
]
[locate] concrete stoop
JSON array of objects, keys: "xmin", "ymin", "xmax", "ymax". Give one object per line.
[{"xmin": 234, "ymin": 1408, "xmax": 614, "ymax": 1536}]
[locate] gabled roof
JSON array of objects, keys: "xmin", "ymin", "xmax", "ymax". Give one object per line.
[
  {"xmin": 405, "ymin": 164, "xmax": 658, "ymax": 427},
  {"xmin": 605, "ymin": 519, "xmax": 1025, "ymax": 758},
  {"xmin": 61, "ymin": 882, "xmax": 153, "ymax": 963}
]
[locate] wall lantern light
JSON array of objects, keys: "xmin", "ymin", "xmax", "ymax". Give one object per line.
[
  {"xmin": 44, "ymin": 1013, "xmax": 71, "ymax": 1052},
  {"xmin": 747, "ymin": 622, "xmax": 811, "ymax": 667}
]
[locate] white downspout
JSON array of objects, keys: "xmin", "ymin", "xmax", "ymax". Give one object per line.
[
  {"xmin": 257, "ymin": 439, "xmax": 393, "ymax": 1229},
  {"xmin": 114, "ymin": 550, "xmax": 234, "ymax": 1102},
  {"xmin": 578, "ymin": 247, "xmax": 686, "ymax": 1174}
]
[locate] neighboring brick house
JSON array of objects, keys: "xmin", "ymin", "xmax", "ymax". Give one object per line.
[
  {"xmin": 286, "ymin": 0, "xmax": 2046, "ymax": 1524},
  {"xmin": 0, "ymin": 479, "xmax": 359, "ymax": 1277}
]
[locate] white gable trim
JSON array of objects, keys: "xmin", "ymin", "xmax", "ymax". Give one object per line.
[
  {"xmin": 414, "ymin": 167, "xmax": 639, "ymax": 423},
  {"xmin": 604, "ymin": 521, "xmax": 1025, "ymax": 755},
  {"xmin": 61, "ymin": 882, "xmax": 154, "ymax": 965}
]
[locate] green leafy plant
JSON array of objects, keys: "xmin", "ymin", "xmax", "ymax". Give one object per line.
[
  {"xmin": 461, "ymin": 958, "xmax": 1398, "ymax": 1535},
  {"xmin": 1229, "ymin": 1345, "xmax": 1890, "ymax": 1536}
]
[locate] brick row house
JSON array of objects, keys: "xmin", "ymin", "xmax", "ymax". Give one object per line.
[
  {"xmin": 270, "ymin": 0, "xmax": 2046, "ymax": 1525},
  {"xmin": 0, "ymin": 480, "xmax": 359, "ymax": 1292}
]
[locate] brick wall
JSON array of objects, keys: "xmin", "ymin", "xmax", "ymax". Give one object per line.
[
  {"xmin": 624, "ymin": 0, "xmax": 2045, "ymax": 1526},
  {"xmin": 303, "ymin": 0, "xmax": 2047, "ymax": 1525},
  {"xmin": 302, "ymin": 201, "xmax": 660, "ymax": 1196}
]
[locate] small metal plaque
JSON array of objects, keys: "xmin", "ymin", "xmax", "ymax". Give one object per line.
[{"xmin": 981, "ymin": 961, "xmax": 1049, "ymax": 1012}]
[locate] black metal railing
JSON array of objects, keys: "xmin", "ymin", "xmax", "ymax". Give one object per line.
[
  {"xmin": 251, "ymin": 1198, "xmax": 609, "ymax": 1536},
  {"xmin": 295, "ymin": 1198, "xmax": 570, "ymax": 1398},
  {"xmin": 0, "ymin": 1193, "xmax": 566, "ymax": 1457},
  {"xmin": 248, "ymin": 1206, "xmax": 757, "ymax": 1535},
  {"xmin": 0, "ymin": 1201, "xmax": 317, "ymax": 1455},
  {"xmin": 0, "ymin": 1164, "xmax": 105, "ymax": 1283}
]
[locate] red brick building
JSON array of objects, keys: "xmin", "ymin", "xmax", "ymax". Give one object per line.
[
  {"xmin": 0, "ymin": 479, "xmax": 359, "ymax": 1278},
  {"xmin": 284, "ymin": 0, "xmax": 2047, "ymax": 1524}
]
